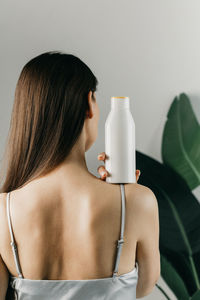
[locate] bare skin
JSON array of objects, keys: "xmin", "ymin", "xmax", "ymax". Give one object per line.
[
  {"xmin": 0, "ymin": 91, "xmax": 160, "ymax": 299},
  {"xmin": 0, "ymin": 158, "xmax": 141, "ymax": 281},
  {"xmin": 0, "ymin": 154, "xmax": 159, "ymax": 297}
]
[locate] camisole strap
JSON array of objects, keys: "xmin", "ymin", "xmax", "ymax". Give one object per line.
[
  {"xmin": 6, "ymin": 192, "xmax": 23, "ymax": 278},
  {"xmin": 112, "ymin": 184, "xmax": 126, "ymax": 280}
]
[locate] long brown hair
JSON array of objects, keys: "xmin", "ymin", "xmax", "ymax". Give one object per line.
[{"xmin": 0, "ymin": 51, "xmax": 98, "ymax": 193}]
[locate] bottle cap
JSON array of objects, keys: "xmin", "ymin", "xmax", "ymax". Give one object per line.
[
  {"xmin": 111, "ymin": 97, "xmax": 130, "ymax": 109},
  {"xmin": 111, "ymin": 97, "xmax": 129, "ymax": 100}
]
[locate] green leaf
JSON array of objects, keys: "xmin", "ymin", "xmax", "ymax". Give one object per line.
[
  {"xmin": 136, "ymin": 150, "xmax": 200, "ymax": 295},
  {"xmin": 161, "ymin": 93, "xmax": 200, "ymax": 190},
  {"xmin": 160, "ymin": 254, "xmax": 189, "ymax": 300},
  {"xmin": 190, "ymin": 290, "xmax": 200, "ymax": 300}
]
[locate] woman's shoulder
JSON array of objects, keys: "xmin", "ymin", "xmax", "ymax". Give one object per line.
[
  {"xmin": 126, "ymin": 182, "xmax": 156, "ymax": 198},
  {"xmin": 89, "ymin": 180, "xmax": 157, "ymax": 213},
  {"xmin": 126, "ymin": 183, "xmax": 158, "ymax": 217}
]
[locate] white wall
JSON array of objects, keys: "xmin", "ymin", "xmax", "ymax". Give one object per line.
[{"xmin": 1, "ymin": 1, "xmax": 200, "ymax": 298}]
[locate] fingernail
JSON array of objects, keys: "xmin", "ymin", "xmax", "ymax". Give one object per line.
[
  {"xmin": 139, "ymin": 171, "xmax": 141, "ymax": 176},
  {"xmin": 98, "ymin": 155, "xmax": 103, "ymax": 159}
]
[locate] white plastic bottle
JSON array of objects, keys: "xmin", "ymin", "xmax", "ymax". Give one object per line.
[{"xmin": 105, "ymin": 96, "xmax": 136, "ymax": 183}]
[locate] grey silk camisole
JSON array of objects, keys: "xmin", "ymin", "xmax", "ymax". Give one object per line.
[{"xmin": 6, "ymin": 184, "xmax": 138, "ymax": 299}]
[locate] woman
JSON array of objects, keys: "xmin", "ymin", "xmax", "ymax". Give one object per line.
[{"xmin": 0, "ymin": 51, "xmax": 160, "ymax": 299}]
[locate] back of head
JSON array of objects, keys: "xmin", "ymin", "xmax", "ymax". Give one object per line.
[{"xmin": 0, "ymin": 51, "xmax": 98, "ymax": 192}]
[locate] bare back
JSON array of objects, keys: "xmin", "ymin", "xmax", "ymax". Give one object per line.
[{"xmin": 0, "ymin": 172, "xmax": 152, "ymax": 281}]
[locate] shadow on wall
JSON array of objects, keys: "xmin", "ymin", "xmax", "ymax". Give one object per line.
[{"xmin": 136, "ymin": 93, "xmax": 200, "ymax": 300}]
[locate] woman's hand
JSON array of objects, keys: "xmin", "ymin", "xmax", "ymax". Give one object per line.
[{"xmin": 97, "ymin": 152, "xmax": 141, "ymax": 182}]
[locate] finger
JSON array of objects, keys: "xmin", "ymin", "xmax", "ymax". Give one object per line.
[
  {"xmin": 97, "ymin": 165, "xmax": 108, "ymax": 179},
  {"xmin": 97, "ymin": 152, "xmax": 106, "ymax": 162},
  {"xmin": 135, "ymin": 169, "xmax": 141, "ymax": 182}
]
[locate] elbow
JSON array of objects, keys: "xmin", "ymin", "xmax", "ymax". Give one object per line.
[
  {"xmin": 136, "ymin": 285, "xmax": 155, "ymax": 298},
  {"xmin": 136, "ymin": 269, "xmax": 160, "ymax": 298}
]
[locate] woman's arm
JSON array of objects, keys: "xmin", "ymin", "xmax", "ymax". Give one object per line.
[
  {"xmin": 0, "ymin": 193, "xmax": 9, "ymax": 300},
  {"xmin": 133, "ymin": 187, "xmax": 160, "ymax": 298},
  {"xmin": 0, "ymin": 253, "xmax": 9, "ymax": 300}
]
